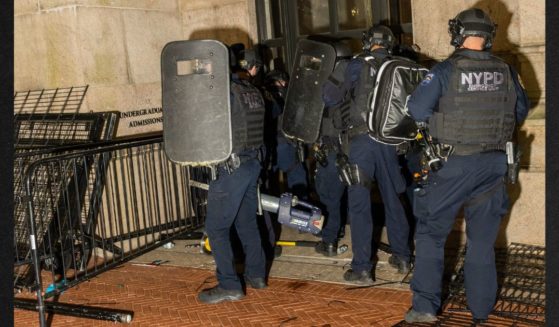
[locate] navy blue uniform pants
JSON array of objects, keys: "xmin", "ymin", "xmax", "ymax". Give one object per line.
[
  {"xmin": 315, "ymin": 152, "xmax": 346, "ymax": 244},
  {"xmin": 411, "ymin": 152, "xmax": 509, "ymax": 319},
  {"xmin": 260, "ymin": 140, "xmax": 308, "ymax": 251},
  {"xmin": 276, "ymin": 139, "xmax": 308, "ymax": 196},
  {"xmin": 348, "ymin": 134, "xmax": 410, "ymax": 273},
  {"xmin": 205, "ymin": 158, "xmax": 266, "ymax": 291}
]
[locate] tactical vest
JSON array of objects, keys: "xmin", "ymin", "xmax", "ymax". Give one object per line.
[
  {"xmin": 341, "ymin": 54, "xmax": 383, "ymax": 130},
  {"xmin": 429, "ymin": 54, "xmax": 517, "ymax": 154},
  {"xmin": 322, "ymin": 59, "xmax": 349, "ymax": 136},
  {"xmin": 230, "ymin": 79, "xmax": 266, "ymax": 154},
  {"xmin": 320, "ymin": 115, "xmax": 338, "ymax": 141}
]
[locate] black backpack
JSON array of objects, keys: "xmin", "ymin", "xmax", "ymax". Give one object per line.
[{"xmin": 367, "ymin": 57, "xmax": 429, "ymax": 145}]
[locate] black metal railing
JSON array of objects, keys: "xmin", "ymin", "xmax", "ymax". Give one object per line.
[
  {"xmin": 12, "ymin": 86, "xmax": 210, "ymax": 326},
  {"xmin": 13, "ymin": 110, "xmax": 118, "ymax": 289},
  {"xmin": 14, "ymin": 86, "xmax": 88, "ymax": 115},
  {"xmin": 444, "ymin": 243, "xmax": 545, "ymax": 326},
  {"xmin": 15, "ymin": 136, "xmax": 209, "ymax": 325}
]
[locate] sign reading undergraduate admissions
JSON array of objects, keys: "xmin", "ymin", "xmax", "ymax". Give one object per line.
[
  {"xmin": 115, "ymin": 106, "xmax": 164, "ymax": 137},
  {"xmin": 119, "ymin": 107, "xmax": 163, "ymax": 128}
]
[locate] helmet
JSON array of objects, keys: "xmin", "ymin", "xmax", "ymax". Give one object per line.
[
  {"xmin": 305, "ymin": 35, "xmax": 353, "ymax": 59},
  {"xmin": 332, "ymin": 42, "xmax": 353, "ymax": 60},
  {"xmin": 265, "ymin": 70, "xmax": 289, "ymax": 83},
  {"xmin": 238, "ymin": 49, "xmax": 263, "ymax": 70},
  {"xmin": 362, "ymin": 25, "xmax": 395, "ymax": 51},
  {"xmin": 448, "ymin": 8, "xmax": 496, "ymax": 49}
]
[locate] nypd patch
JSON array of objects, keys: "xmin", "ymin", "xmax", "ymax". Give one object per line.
[{"xmin": 420, "ymin": 73, "xmax": 434, "ymax": 86}]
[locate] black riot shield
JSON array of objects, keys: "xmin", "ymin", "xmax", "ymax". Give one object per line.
[
  {"xmin": 281, "ymin": 39, "xmax": 336, "ymax": 144},
  {"xmin": 161, "ymin": 39, "xmax": 231, "ymax": 165}
]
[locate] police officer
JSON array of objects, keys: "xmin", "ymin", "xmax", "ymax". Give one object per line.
[
  {"xmin": 313, "ymin": 41, "xmax": 353, "ymax": 257},
  {"xmin": 261, "ymin": 68, "xmax": 302, "ymax": 194},
  {"xmin": 275, "ymin": 105, "xmax": 309, "ymax": 200},
  {"xmin": 240, "ymin": 48, "xmax": 308, "ymax": 199},
  {"xmin": 404, "ymin": 9, "xmax": 530, "ymax": 323},
  {"xmin": 336, "ymin": 25, "xmax": 412, "ymax": 284},
  {"xmin": 198, "ymin": 48, "xmax": 268, "ymax": 304}
]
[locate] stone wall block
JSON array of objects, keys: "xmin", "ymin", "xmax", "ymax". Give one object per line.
[
  {"xmin": 15, "ymin": 0, "xmax": 40, "ymax": 15},
  {"xmin": 518, "ymin": 0, "xmax": 545, "ymax": 45},
  {"xmin": 122, "ymin": 10, "xmax": 182, "ymax": 85},
  {"xmin": 39, "ymin": 0, "xmax": 178, "ymax": 12},
  {"xmin": 15, "ymin": 8, "xmax": 85, "ymax": 91},
  {"xmin": 485, "ymin": 1, "xmax": 520, "ymax": 52},
  {"xmin": 411, "ymin": 0, "xmax": 454, "ymax": 60},
  {"xmin": 519, "ymin": 50, "xmax": 545, "ymax": 107},
  {"xmin": 179, "ymin": 0, "xmax": 243, "ymax": 11},
  {"xmin": 181, "ymin": 1, "xmax": 253, "ymax": 47},
  {"xmin": 500, "ymin": 171, "xmax": 545, "ymax": 246},
  {"xmin": 76, "ymin": 7, "xmax": 129, "ymax": 85},
  {"xmin": 412, "ymin": 0, "xmax": 521, "ymax": 59},
  {"xmin": 518, "ymin": 119, "xmax": 544, "ymax": 170},
  {"xmin": 15, "ymin": 15, "xmax": 49, "ymax": 91}
]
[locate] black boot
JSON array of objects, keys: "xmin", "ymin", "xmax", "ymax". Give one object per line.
[
  {"xmin": 244, "ymin": 276, "xmax": 268, "ymax": 289},
  {"xmin": 388, "ymin": 255, "xmax": 410, "ymax": 274},
  {"xmin": 343, "ymin": 269, "xmax": 374, "ymax": 286},
  {"xmin": 315, "ymin": 241, "xmax": 338, "ymax": 257}
]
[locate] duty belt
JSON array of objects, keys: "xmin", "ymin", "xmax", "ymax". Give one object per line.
[
  {"xmin": 218, "ymin": 151, "xmax": 260, "ymax": 173},
  {"xmin": 346, "ymin": 124, "xmax": 369, "ymax": 141},
  {"xmin": 320, "ymin": 136, "xmax": 340, "ymax": 154},
  {"xmin": 447, "ymin": 143, "xmax": 507, "ymax": 156}
]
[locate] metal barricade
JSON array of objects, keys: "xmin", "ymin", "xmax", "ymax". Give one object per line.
[
  {"xmin": 13, "ymin": 86, "xmax": 210, "ymax": 325},
  {"xmin": 16, "ymin": 136, "xmax": 209, "ymax": 325},
  {"xmin": 444, "ymin": 243, "xmax": 545, "ymax": 326},
  {"xmin": 13, "ymin": 110, "xmax": 118, "ymax": 289}
]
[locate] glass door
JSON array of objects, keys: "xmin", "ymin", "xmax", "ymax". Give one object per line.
[{"xmin": 256, "ymin": 0, "xmax": 413, "ymax": 74}]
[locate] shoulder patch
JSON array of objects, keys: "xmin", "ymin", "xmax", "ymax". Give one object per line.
[{"xmin": 420, "ymin": 73, "xmax": 434, "ymax": 86}]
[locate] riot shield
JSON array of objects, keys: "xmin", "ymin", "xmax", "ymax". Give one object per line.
[
  {"xmin": 281, "ymin": 39, "xmax": 336, "ymax": 144},
  {"xmin": 161, "ymin": 39, "xmax": 231, "ymax": 165}
]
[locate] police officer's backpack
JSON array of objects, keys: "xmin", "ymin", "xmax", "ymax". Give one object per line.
[{"xmin": 367, "ymin": 57, "xmax": 429, "ymax": 145}]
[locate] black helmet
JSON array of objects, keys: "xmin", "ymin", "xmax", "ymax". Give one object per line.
[
  {"xmin": 362, "ymin": 25, "xmax": 395, "ymax": 51},
  {"xmin": 265, "ymin": 70, "xmax": 289, "ymax": 83},
  {"xmin": 238, "ymin": 49, "xmax": 263, "ymax": 70},
  {"xmin": 332, "ymin": 42, "xmax": 353, "ymax": 60},
  {"xmin": 448, "ymin": 8, "xmax": 496, "ymax": 49}
]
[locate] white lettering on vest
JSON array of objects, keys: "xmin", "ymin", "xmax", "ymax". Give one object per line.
[
  {"xmin": 242, "ymin": 91, "xmax": 263, "ymax": 110},
  {"xmin": 461, "ymin": 71, "xmax": 504, "ymax": 91}
]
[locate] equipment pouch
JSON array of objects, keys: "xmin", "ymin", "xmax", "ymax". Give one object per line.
[
  {"xmin": 311, "ymin": 143, "xmax": 328, "ymax": 167},
  {"xmin": 338, "ymin": 131, "xmax": 350, "ymax": 156},
  {"xmin": 335, "ymin": 153, "xmax": 354, "ymax": 186},
  {"xmin": 296, "ymin": 141, "xmax": 306, "ymax": 163},
  {"xmin": 506, "ymin": 141, "xmax": 520, "ymax": 184}
]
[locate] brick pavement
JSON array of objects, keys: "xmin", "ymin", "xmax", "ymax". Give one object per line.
[
  {"xmin": 15, "ymin": 263, "xmax": 538, "ymax": 327},
  {"xmin": 15, "ymin": 263, "xmax": 411, "ymax": 326}
]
